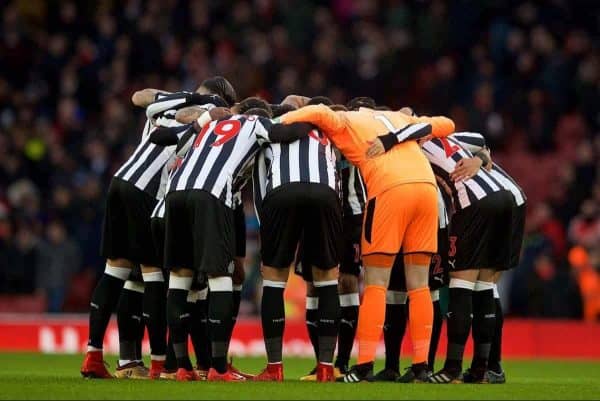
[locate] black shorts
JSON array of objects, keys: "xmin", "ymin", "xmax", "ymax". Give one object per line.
[
  {"xmin": 150, "ymin": 216, "xmax": 165, "ymax": 268},
  {"xmin": 341, "ymin": 214, "xmax": 363, "ymax": 276},
  {"xmin": 498, "ymin": 202, "xmax": 526, "ymax": 271},
  {"xmin": 448, "ymin": 190, "xmax": 514, "ymax": 271},
  {"xmin": 388, "ymin": 227, "xmax": 449, "ymax": 291},
  {"xmin": 164, "ymin": 189, "xmax": 235, "ymax": 276},
  {"xmin": 295, "ymin": 213, "xmax": 359, "ymax": 282},
  {"xmin": 100, "ymin": 177, "xmax": 160, "ymax": 266},
  {"xmin": 234, "ymin": 205, "xmax": 246, "ymax": 258},
  {"xmin": 261, "ymin": 183, "xmax": 342, "ymax": 270},
  {"xmin": 153, "ymin": 212, "xmax": 211, "ymax": 288}
]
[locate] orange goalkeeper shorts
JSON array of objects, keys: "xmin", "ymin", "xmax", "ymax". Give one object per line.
[{"xmin": 361, "ymin": 182, "xmax": 438, "ymax": 268}]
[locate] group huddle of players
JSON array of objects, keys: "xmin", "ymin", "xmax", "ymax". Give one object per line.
[{"xmin": 79, "ymin": 76, "xmax": 526, "ymax": 384}]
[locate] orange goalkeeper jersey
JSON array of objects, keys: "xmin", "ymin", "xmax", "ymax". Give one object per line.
[{"xmin": 280, "ymin": 105, "xmax": 455, "ymax": 199}]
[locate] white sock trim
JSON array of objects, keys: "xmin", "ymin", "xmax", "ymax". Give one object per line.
[
  {"xmin": 474, "ymin": 280, "xmax": 495, "ymax": 292},
  {"xmin": 313, "ymin": 279, "xmax": 338, "ymax": 287},
  {"xmin": 123, "ymin": 280, "xmax": 145, "ymax": 293},
  {"xmin": 233, "ymin": 284, "xmax": 243, "ymax": 292},
  {"xmin": 493, "ymin": 284, "xmax": 500, "ymax": 299},
  {"xmin": 263, "ymin": 280, "xmax": 286, "ymax": 289},
  {"xmin": 430, "ymin": 289, "xmax": 440, "ymax": 302},
  {"xmin": 198, "ymin": 287, "xmax": 208, "ymax": 300},
  {"xmin": 87, "ymin": 345, "xmax": 102, "ymax": 352},
  {"xmin": 169, "ymin": 275, "xmax": 193, "ymax": 290},
  {"xmin": 187, "ymin": 290, "xmax": 201, "ymax": 303},
  {"xmin": 151, "ymin": 354, "xmax": 166, "ymax": 361},
  {"xmin": 119, "ymin": 359, "xmax": 134, "ymax": 366},
  {"xmin": 142, "ymin": 271, "xmax": 164, "ymax": 282},
  {"xmin": 104, "ymin": 264, "xmax": 131, "ymax": 281},
  {"xmin": 208, "ymin": 276, "xmax": 233, "ymax": 292},
  {"xmin": 386, "ymin": 290, "xmax": 407, "ymax": 305},
  {"xmin": 339, "ymin": 293, "xmax": 360, "ymax": 307},
  {"xmin": 449, "ymin": 278, "xmax": 476, "ymax": 290},
  {"xmin": 306, "ymin": 296, "xmax": 319, "ymax": 310}
]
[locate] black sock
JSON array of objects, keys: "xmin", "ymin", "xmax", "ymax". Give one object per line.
[
  {"xmin": 335, "ymin": 293, "xmax": 359, "ymax": 370},
  {"xmin": 383, "ymin": 300, "xmax": 407, "ymax": 372},
  {"xmin": 428, "ymin": 299, "xmax": 443, "ymax": 371},
  {"xmin": 471, "ymin": 286, "xmax": 496, "ymax": 371},
  {"xmin": 444, "ymin": 286, "xmax": 473, "ymax": 373},
  {"xmin": 165, "ymin": 334, "xmax": 176, "ymax": 371},
  {"xmin": 226, "ymin": 288, "xmax": 242, "ymax": 350},
  {"xmin": 143, "ymin": 280, "xmax": 167, "ymax": 359},
  {"xmin": 88, "ymin": 272, "xmax": 128, "ymax": 349},
  {"xmin": 315, "ymin": 282, "xmax": 340, "ymax": 364},
  {"xmin": 306, "ymin": 297, "xmax": 319, "ymax": 362},
  {"xmin": 116, "ymin": 286, "xmax": 144, "ymax": 363},
  {"xmin": 135, "ymin": 304, "xmax": 145, "ymax": 361},
  {"xmin": 488, "ymin": 297, "xmax": 504, "ymax": 373},
  {"xmin": 167, "ymin": 288, "xmax": 192, "ymax": 370},
  {"xmin": 189, "ymin": 291, "xmax": 211, "ymax": 370},
  {"xmin": 208, "ymin": 285, "xmax": 234, "ymax": 374},
  {"xmin": 261, "ymin": 283, "xmax": 286, "ymax": 363}
]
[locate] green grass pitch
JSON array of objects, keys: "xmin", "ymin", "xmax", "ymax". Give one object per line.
[{"xmin": 0, "ymin": 353, "xmax": 599, "ymax": 400}]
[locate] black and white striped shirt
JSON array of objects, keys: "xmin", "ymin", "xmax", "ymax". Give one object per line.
[
  {"xmin": 338, "ymin": 158, "xmax": 367, "ymax": 216},
  {"xmin": 114, "ymin": 92, "xmax": 222, "ymax": 199},
  {"xmin": 168, "ymin": 115, "xmax": 275, "ymax": 208},
  {"xmin": 437, "ymin": 187, "xmax": 450, "ymax": 229},
  {"xmin": 252, "ymin": 128, "xmax": 338, "ymax": 209},
  {"xmin": 421, "ymin": 137, "xmax": 508, "ymax": 210},
  {"xmin": 452, "ymin": 132, "xmax": 527, "ymax": 207}
]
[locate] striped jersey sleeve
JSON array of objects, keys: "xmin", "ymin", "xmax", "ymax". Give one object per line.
[{"xmin": 450, "ymin": 132, "xmax": 487, "ymax": 154}]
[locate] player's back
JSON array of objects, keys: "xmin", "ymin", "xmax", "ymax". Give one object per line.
[
  {"xmin": 168, "ymin": 115, "xmax": 269, "ymax": 207},
  {"xmin": 342, "ymin": 108, "xmax": 435, "ymax": 199}
]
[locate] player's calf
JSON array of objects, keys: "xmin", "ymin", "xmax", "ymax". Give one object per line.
[
  {"xmin": 166, "ymin": 272, "xmax": 195, "ymax": 380},
  {"xmin": 254, "ymin": 266, "xmax": 288, "ymax": 382}
]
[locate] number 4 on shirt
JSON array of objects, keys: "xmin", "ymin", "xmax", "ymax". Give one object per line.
[{"xmin": 439, "ymin": 137, "xmax": 460, "ymax": 158}]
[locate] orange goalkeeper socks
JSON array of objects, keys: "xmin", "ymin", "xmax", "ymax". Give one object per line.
[
  {"xmin": 356, "ymin": 285, "xmax": 386, "ymax": 364},
  {"xmin": 408, "ymin": 286, "xmax": 434, "ymax": 365}
]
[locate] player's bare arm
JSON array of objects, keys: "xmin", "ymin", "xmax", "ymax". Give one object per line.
[
  {"xmin": 175, "ymin": 105, "xmax": 206, "ymax": 124},
  {"xmin": 131, "ymin": 88, "xmax": 171, "ymax": 107},
  {"xmin": 450, "ymin": 157, "xmax": 483, "ymax": 182},
  {"xmin": 474, "ymin": 148, "xmax": 493, "ymax": 171}
]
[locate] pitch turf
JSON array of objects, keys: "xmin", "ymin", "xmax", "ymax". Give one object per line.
[{"xmin": 0, "ymin": 353, "xmax": 599, "ymax": 400}]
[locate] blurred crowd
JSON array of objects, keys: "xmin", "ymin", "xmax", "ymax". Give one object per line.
[{"xmin": 0, "ymin": 0, "xmax": 598, "ymax": 319}]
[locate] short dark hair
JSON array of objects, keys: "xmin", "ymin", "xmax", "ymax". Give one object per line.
[
  {"xmin": 347, "ymin": 97, "xmax": 376, "ymax": 111},
  {"xmin": 200, "ymin": 76, "xmax": 237, "ymax": 107},
  {"xmin": 330, "ymin": 104, "xmax": 348, "ymax": 112},
  {"xmin": 307, "ymin": 96, "xmax": 333, "ymax": 106},
  {"xmin": 237, "ymin": 97, "xmax": 272, "ymax": 116},
  {"xmin": 375, "ymin": 105, "xmax": 391, "ymax": 111},
  {"xmin": 271, "ymin": 103, "xmax": 296, "ymax": 118},
  {"xmin": 244, "ymin": 108, "xmax": 272, "ymax": 118}
]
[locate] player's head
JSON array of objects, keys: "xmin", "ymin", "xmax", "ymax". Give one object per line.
[
  {"xmin": 271, "ymin": 103, "xmax": 296, "ymax": 118},
  {"xmin": 347, "ymin": 97, "xmax": 376, "ymax": 111},
  {"xmin": 398, "ymin": 106, "xmax": 416, "ymax": 116},
  {"xmin": 197, "ymin": 76, "xmax": 237, "ymax": 107},
  {"xmin": 330, "ymin": 104, "xmax": 348, "ymax": 112},
  {"xmin": 244, "ymin": 108, "xmax": 272, "ymax": 118},
  {"xmin": 307, "ymin": 96, "xmax": 333, "ymax": 106},
  {"xmin": 237, "ymin": 97, "xmax": 272, "ymax": 116}
]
